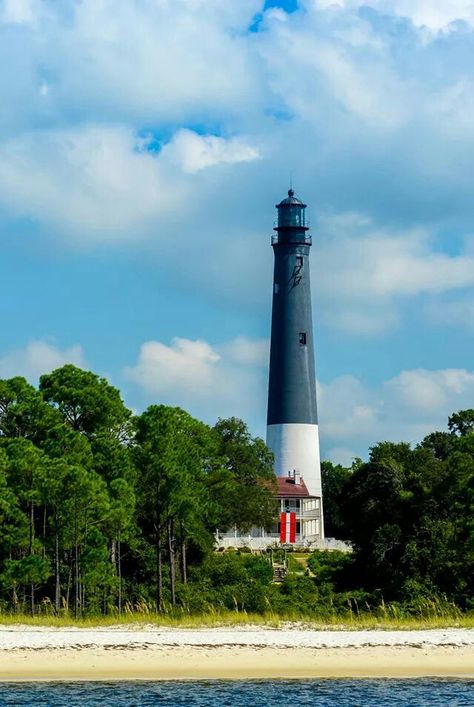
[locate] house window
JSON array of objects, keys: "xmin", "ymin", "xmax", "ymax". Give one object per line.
[{"xmin": 299, "ymin": 332, "xmax": 307, "ymax": 345}]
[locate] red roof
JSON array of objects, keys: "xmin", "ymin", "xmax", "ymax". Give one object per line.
[{"xmin": 276, "ymin": 476, "xmax": 312, "ymax": 498}]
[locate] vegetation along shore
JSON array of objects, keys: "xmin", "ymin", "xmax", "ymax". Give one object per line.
[{"xmin": 0, "ymin": 365, "xmax": 473, "ymax": 623}]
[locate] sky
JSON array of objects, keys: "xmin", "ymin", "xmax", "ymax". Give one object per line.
[{"xmin": 1, "ymin": 0, "xmax": 474, "ymax": 464}]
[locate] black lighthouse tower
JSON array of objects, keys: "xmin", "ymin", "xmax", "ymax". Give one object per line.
[{"xmin": 266, "ymin": 189, "xmax": 324, "ymax": 540}]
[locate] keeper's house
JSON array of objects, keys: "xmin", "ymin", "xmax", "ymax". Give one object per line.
[{"xmin": 215, "ymin": 471, "xmax": 341, "ymax": 551}]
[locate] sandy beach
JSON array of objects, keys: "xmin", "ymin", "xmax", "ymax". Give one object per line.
[{"xmin": 0, "ymin": 625, "xmax": 473, "ymax": 681}]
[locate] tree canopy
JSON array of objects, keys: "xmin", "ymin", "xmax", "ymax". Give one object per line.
[
  {"xmin": 0, "ymin": 364, "xmax": 473, "ymax": 618},
  {"xmin": 0, "ymin": 367, "xmax": 277, "ymax": 616}
]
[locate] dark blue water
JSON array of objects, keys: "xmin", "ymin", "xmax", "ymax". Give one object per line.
[{"xmin": 0, "ymin": 680, "xmax": 472, "ymax": 706}]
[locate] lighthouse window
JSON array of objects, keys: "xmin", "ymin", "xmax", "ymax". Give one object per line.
[
  {"xmin": 299, "ymin": 332, "xmax": 307, "ymax": 345},
  {"xmin": 296, "ymin": 256, "xmax": 303, "ymax": 268},
  {"xmin": 274, "ymin": 283, "xmax": 279, "ymax": 294}
]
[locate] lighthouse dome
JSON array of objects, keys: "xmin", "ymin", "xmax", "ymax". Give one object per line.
[{"xmin": 277, "ymin": 189, "xmax": 306, "ymax": 208}]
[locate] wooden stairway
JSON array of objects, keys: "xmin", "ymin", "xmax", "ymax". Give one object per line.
[{"xmin": 272, "ymin": 564, "xmax": 287, "ymax": 583}]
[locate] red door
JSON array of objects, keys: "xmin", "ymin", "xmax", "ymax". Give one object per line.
[{"xmin": 280, "ymin": 512, "xmax": 296, "ymax": 543}]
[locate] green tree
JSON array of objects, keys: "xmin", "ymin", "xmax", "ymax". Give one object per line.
[
  {"xmin": 107, "ymin": 478, "xmax": 136, "ymax": 613},
  {"xmin": 321, "ymin": 460, "xmax": 351, "ymax": 538},
  {"xmin": 39, "ymin": 365, "xmax": 132, "ymax": 440},
  {"xmin": 0, "ymin": 377, "xmax": 59, "ymax": 442},
  {"xmin": 210, "ymin": 417, "xmax": 277, "ymax": 533},
  {"xmin": 134, "ymin": 405, "xmax": 214, "ymax": 608},
  {"xmin": 448, "ymin": 409, "xmax": 474, "ymax": 437},
  {"xmin": 60, "ymin": 464, "xmax": 110, "ymax": 617},
  {"xmin": 0, "ymin": 448, "xmax": 30, "ymax": 611},
  {"xmin": 419, "ymin": 431, "xmax": 457, "ymax": 461},
  {"xmin": 3, "ymin": 439, "xmax": 50, "ymax": 614}
]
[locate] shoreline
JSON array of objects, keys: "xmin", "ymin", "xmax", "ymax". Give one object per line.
[
  {"xmin": 1, "ymin": 627, "xmax": 473, "ymax": 681},
  {"xmin": 1, "ymin": 646, "xmax": 474, "ymax": 681}
]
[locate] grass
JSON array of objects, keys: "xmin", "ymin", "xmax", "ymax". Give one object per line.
[
  {"xmin": 287, "ymin": 553, "xmax": 310, "ymax": 574},
  {"xmin": 0, "ymin": 610, "xmax": 473, "ymax": 631}
]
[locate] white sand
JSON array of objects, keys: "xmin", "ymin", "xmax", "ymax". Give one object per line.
[
  {"xmin": 0, "ymin": 625, "xmax": 473, "ymax": 650},
  {"xmin": 1, "ymin": 626, "xmax": 473, "ymax": 681}
]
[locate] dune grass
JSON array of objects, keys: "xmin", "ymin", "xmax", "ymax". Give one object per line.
[{"xmin": 0, "ymin": 610, "xmax": 473, "ymax": 631}]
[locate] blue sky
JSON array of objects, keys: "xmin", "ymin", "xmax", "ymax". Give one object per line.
[{"xmin": 2, "ymin": 0, "xmax": 474, "ymax": 464}]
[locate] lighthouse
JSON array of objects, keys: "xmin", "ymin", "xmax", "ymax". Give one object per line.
[{"xmin": 266, "ymin": 189, "xmax": 324, "ymax": 541}]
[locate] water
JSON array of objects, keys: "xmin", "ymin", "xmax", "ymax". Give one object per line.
[{"xmin": 0, "ymin": 680, "xmax": 472, "ymax": 706}]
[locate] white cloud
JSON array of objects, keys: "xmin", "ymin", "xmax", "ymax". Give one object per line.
[
  {"xmin": 386, "ymin": 368, "xmax": 474, "ymax": 412},
  {"xmin": 311, "ymin": 0, "xmax": 474, "ymax": 30},
  {"xmin": 319, "ymin": 366, "xmax": 474, "ymax": 462},
  {"xmin": 0, "ymin": 0, "xmax": 41, "ymax": 25},
  {"xmin": 0, "ymin": 340, "xmax": 85, "ymax": 382},
  {"xmin": 369, "ymin": 1, "xmax": 474, "ymax": 31},
  {"xmin": 167, "ymin": 130, "xmax": 261, "ymax": 174},
  {"xmin": 219, "ymin": 336, "xmax": 269, "ymax": 366},
  {"xmin": 0, "ymin": 0, "xmax": 263, "ymax": 131},
  {"xmin": 261, "ymin": 4, "xmax": 413, "ymax": 131},
  {"xmin": 124, "ymin": 336, "xmax": 268, "ymax": 426},
  {"xmin": 313, "ymin": 215, "xmax": 474, "ymax": 333},
  {"xmin": 0, "ymin": 126, "xmax": 259, "ymax": 242},
  {"xmin": 124, "ymin": 338, "xmax": 221, "ymax": 398},
  {"xmin": 0, "ymin": 126, "xmax": 167, "ymax": 239}
]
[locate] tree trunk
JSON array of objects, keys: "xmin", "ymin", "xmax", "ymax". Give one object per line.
[
  {"xmin": 42, "ymin": 507, "xmax": 47, "ymax": 560},
  {"xmin": 29, "ymin": 500, "xmax": 35, "ymax": 616},
  {"xmin": 181, "ymin": 523, "xmax": 187, "ymax": 585},
  {"xmin": 168, "ymin": 518, "xmax": 176, "ymax": 606},
  {"xmin": 65, "ymin": 558, "xmax": 71, "ymax": 611},
  {"xmin": 54, "ymin": 513, "xmax": 61, "ymax": 612},
  {"xmin": 74, "ymin": 511, "xmax": 79, "ymax": 619},
  {"xmin": 155, "ymin": 526, "xmax": 162, "ymax": 612},
  {"xmin": 117, "ymin": 529, "xmax": 122, "ymax": 615}
]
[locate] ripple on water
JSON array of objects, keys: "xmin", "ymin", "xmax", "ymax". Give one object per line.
[{"xmin": 0, "ymin": 679, "xmax": 473, "ymax": 706}]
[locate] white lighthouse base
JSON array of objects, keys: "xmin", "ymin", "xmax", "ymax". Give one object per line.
[{"xmin": 266, "ymin": 422, "xmax": 324, "ymax": 539}]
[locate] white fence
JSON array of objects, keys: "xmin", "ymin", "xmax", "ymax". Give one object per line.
[{"xmin": 214, "ymin": 533, "xmax": 352, "ymax": 553}]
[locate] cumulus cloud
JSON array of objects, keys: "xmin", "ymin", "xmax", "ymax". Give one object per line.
[
  {"xmin": 386, "ymin": 368, "xmax": 474, "ymax": 412},
  {"xmin": 0, "ymin": 0, "xmax": 263, "ymax": 134},
  {"xmin": 313, "ymin": 214, "xmax": 474, "ymax": 333},
  {"xmin": 124, "ymin": 338, "xmax": 221, "ymax": 398},
  {"xmin": 220, "ymin": 336, "xmax": 269, "ymax": 366},
  {"xmin": 124, "ymin": 336, "xmax": 269, "ymax": 427},
  {"xmin": 167, "ymin": 130, "xmax": 261, "ymax": 174},
  {"xmin": 311, "ymin": 0, "xmax": 474, "ymax": 30},
  {"xmin": 0, "ymin": 340, "xmax": 85, "ymax": 382},
  {"xmin": 319, "ymin": 366, "xmax": 474, "ymax": 463},
  {"xmin": 0, "ymin": 126, "xmax": 260, "ymax": 241}
]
